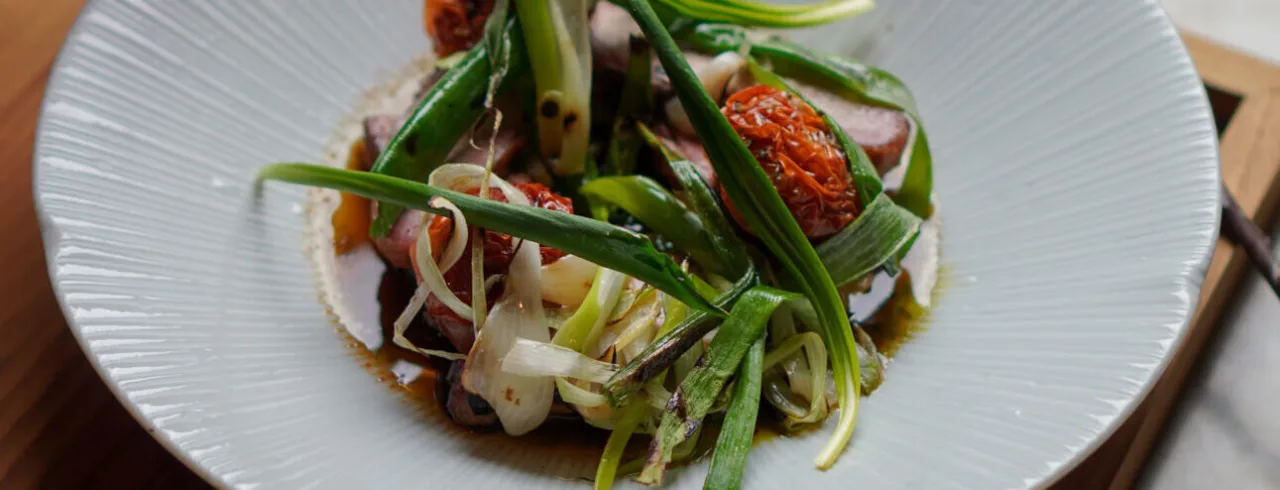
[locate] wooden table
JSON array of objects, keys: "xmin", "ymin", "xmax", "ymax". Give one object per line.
[{"xmin": 3, "ymin": 2, "xmax": 1277, "ymax": 489}]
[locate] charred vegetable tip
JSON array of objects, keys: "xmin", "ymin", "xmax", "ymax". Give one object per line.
[{"xmin": 624, "ymin": 0, "xmax": 863, "ymax": 471}]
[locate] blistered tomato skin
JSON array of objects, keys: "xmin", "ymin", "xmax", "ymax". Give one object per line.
[
  {"xmin": 424, "ymin": 0, "xmax": 493, "ymax": 57},
  {"xmin": 418, "ymin": 184, "xmax": 574, "ymax": 351},
  {"xmin": 719, "ymin": 85, "xmax": 860, "ymax": 241}
]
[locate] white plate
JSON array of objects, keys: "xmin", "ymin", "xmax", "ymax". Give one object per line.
[{"xmin": 34, "ymin": 0, "xmax": 1220, "ymax": 488}]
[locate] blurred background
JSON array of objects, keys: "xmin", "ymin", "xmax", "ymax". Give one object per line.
[{"xmin": 0, "ymin": 0, "xmax": 1277, "ymax": 488}]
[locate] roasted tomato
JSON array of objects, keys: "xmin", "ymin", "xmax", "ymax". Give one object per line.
[
  {"xmin": 719, "ymin": 85, "xmax": 859, "ymax": 240},
  {"xmin": 415, "ymin": 184, "xmax": 574, "ymax": 352},
  {"xmin": 424, "ymin": 0, "xmax": 493, "ymax": 57}
]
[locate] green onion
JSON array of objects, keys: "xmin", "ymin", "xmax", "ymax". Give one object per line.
[
  {"xmin": 581, "ymin": 176, "xmax": 728, "ymax": 275},
  {"xmin": 603, "ymin": 266, "xmax": 757, "ymax": 406},
  {"xmin": 604, "ymin": 35, "xmax": 654, "ymax": 177},
  {"xmin": 649, "ymin": 0, "xmax": 874, "ymax": 28},
  {"xmin": 552, "ymin": 268, "xmax": 628, "ymax": 351},
  {"xmin": 625, "ymin": 0, "xmax": 862, "ymax": 469},
  {"xmin": 638, "ymin": 286, "xmax": 794, "ymax": 485},
  {"xmin": 594, "ymin": 402, "xmax": 647, "ymax": 490},
  {"xmin": 516, "ymin": 0, "xmax": 593, "ymax": 175},
  {"xmin": 369, "ymin": 19, "xmax": 527, "ymax": 236},
  {"xmin": 815, "ymin": 194, "xmax": 921, "ymax": 287},
  {"xmin": 704, "ymin": 335, "xmax": 765, "ymax": 490},
  {"xmin": 258, "ymin": 163, "xmax": 720, "ymax": 316},
  {"xmin": 636, "ymin": 122, "xmax": 750, "ymax": 278}
]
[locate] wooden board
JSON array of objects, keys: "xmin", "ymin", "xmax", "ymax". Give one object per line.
[
  {"xmin": 0, "ymin": 3, "xmax": 1276, "ymax": 488},
  {"xmin": 1052, "ymin": 34, "xmax": 1280, "ymax": 490}
]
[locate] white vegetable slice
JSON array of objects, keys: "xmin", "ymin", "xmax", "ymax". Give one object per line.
[
  {"xmin": 462, "ymin": 237, "xmax": 554, "ymax": 435},
  {"xmin": 501, "ymin": 338, "xmax": 618, "ymax": 385},
  {"xmin": 540, "ymin": 254, "xmax": 598, "ymax": 307}
]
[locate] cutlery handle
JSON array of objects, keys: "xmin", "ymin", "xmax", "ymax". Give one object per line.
[{"xmin": 1220, "ymin": 185, "xmax": 1280, "ymax": 298}]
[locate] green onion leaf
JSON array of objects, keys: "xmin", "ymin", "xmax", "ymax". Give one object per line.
[
  {"xmin": 815, "ymin": 194, "xmax": 921, "ymax": 287},
  {"xmin": 581, "ymin": 176, "xmax": 729, "ymax": 276},
  {"xmin": 704, "ymin": 335, "xmax": 765, "ymax": 490},
  {"xmin": 594, "ymin": 402, "xmax": 648, "ymax": 490},
  {"xmin": 636, "ymin": 122, "xmax": 751, "ymax": 278},
  {"xmin": 258, "ymin": 163, "xmax": 721, "ymax": 316},
  {"xmin": 625, "ymin": 0, "xmax": 862, "ymax": 469},
  {"xmin": 369, "ymin": 19, "xmax": 527, "ymax": 236},
  {"xmin": 649, "ymin": 0, "xmax": 874, "ymax": 28}
]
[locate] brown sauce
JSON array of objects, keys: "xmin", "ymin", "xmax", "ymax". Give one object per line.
[{"xmin": 331, "ymin": 140, "xmax": 373, "ymax": 255}]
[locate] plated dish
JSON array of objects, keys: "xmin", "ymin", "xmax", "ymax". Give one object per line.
[
  {"xmin": 35, "ymin": 0, "xmax": 1220, "ymax": 488},
  {"xmin": 259, "ymin": 1, "xmax": 938, "ymax": 488}
]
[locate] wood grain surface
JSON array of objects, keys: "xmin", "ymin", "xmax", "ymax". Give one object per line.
[{"xmin": 0, "ymin": 2, "xmax": 1273, "ymax": 489}]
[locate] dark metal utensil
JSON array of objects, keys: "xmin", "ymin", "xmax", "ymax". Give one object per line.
[{"xmin": 1219, "ymin": 185, "xmax": 1280, "ymax": 297}]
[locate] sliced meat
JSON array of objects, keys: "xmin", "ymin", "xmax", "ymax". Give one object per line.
[
  {"xmin": 436, "ymin": 360, "xmax": 500, "ymax": 429},
  {"xmin": 785, "ymin": 81, "xmax": 910, "ymax": 175}
]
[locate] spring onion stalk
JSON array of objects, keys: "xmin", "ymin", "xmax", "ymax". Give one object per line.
[
  {"xmin": 557, "ymin": 377, "xmax": 609, "ymax": 407},
  {"xmin": 581, "ymin": 176, "xmax": 729, "ymax": 276},
  {"xmin": 553, "ymin": 268, "xmax": 628, "ymax": 351},
  {"xmin": 704, "ymin": 335, "xmax": 765, "ymax": 490},
  {"xmin": 639, "ymin": 286, "xmax": 795, "ymax": 485},
  {"xmin": 369, "ymin": 19, "xmax": 528, "ymax": 236},
  {"xmin": 604, "ymin": 35, "xmax": 654, "ymax": 177},
  {"xmin": 590, "ymin": 287, "xmax": 662, "ymax": 361},
  {"xmin": 594, "ymin": 402, "xmax": 648, "ymax": 490},
  {"xmin": 617, "ymin": 426, "xmax": 705, "ymax": 478},
  {"xmin": 516, "ymin": 0, "xmax": 592, "ymax": 175},
  {"xmin": 648, "ymin": 0, "xmax": 874, "ymax": 28},
  {"xmin": 540, "ymin": 254, "xmax": 599, "ymax": 306},
  {"xmin": 258, "ymin": 163, "xmax": 721, "ymax": 315},
  {"xmin": 603, "ymin": 266, "xmax": 757, "ymax": 406},
  {"xmin": 462, "ymin": 221, "xmax": 554, "ymax": 435},
  {"xmin": 502, "ymin": 338, "xmax": 619, "ymax": 384},
  {"xmin": 626, "ymin": 0, "xmax": 861, "ymax": 469},
  {"xmin": 762, "ymin": 331, "xmax": 828, "ymax": 424}
]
